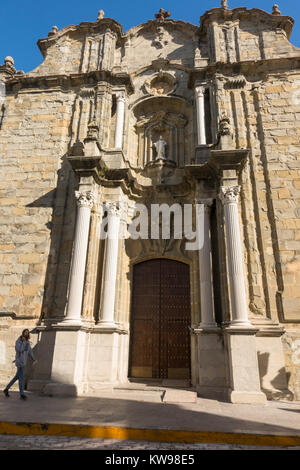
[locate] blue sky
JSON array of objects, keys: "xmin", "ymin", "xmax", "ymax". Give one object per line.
[{"xmin": 1, "ymin": 0, "xmax": 300, "ymax": 72}]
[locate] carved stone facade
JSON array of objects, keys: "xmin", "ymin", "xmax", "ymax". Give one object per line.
[{"xmin": 0, "ymin": 4, "xmax": 299, "ymax": 403}]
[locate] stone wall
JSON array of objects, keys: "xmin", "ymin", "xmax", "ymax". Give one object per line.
[{"xmin": 0, "ymin": 90, "xmax": 75, "ymax": 320}]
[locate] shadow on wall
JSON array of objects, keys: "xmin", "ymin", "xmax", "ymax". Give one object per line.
[
  {"xmin": 24, "ymin": 329, "xmax": 56, "ymax": 391},
  {"xmin": 257, "ymin": 351, "xmax": 294, "ymax": 401},
  {"xmin": 26, "ymin": 154, "xmax": 77, "ymax": 323}
]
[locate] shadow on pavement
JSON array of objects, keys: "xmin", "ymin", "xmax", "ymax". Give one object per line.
[{"xmin": 0, "ymin": 391, "xmax": 300, "ymax": 437}]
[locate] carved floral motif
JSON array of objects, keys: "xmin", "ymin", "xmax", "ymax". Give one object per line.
[
  {"xmin": 75, "ymin": 191, "xmax": 95, "ymax": 209},
  {"xmin": 219, "ymin": 186, "xmax": 241, "ymax": 205},
  {"xmin": 104, "ymin": 201, "xmax": 122, "ymax": 217}
]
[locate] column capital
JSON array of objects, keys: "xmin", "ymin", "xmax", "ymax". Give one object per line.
[
  {"xmin": 219, "ymin": 186, "xmax": 241, "ymax": 205},
  {"xmin": 104, "ymin": 201, "xmax": 122, "ymax": 217},
  {"xmin": 195, "ymin": 86, "xmax": 205, "ymax": 98},
  {"xmin": 115, "ymin": 91, "xmax": 126, "ymax": 103},
  {"xmin": 75, "ymin": 191, "xmax": 95, "ymax": 209}
]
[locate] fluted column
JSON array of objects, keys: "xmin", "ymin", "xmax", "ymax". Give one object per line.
[
  {"xmin": 198, "ymin": 200, "xmax": 217, "ymax": 329},
  {"xmin": 114, "ymin": 91, "xmax": 126, "ymax": 149},
  {"xmin": 195, "ymin": 86, "xmax": 206, "ymax": 146},
  {"xmin": 219, "ymin": 186, "xmax": 252, "ymax": 327},
  {"xmin": 63, "ymin": 191, "xmax": 95, "ymax": 325},
  {"xmin": 99, "ymin": 202, "xmax": 121, "ymax": 328}
]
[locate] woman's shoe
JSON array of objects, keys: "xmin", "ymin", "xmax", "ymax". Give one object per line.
[
  {"xmin": 3, "ymin": 389, "xmax": 9, "ymax": 397},
  {"xmin": 20, "ymin": 395, "xmax": 27, "ymax": 400}
]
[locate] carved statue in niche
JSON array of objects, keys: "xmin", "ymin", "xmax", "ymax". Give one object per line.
[
  {"xmin": 153, "ymin": 135, "xmax": 168, "ymax": 160},
  {"xmin": 135, "ymin": 110, "xmax": 188, "ymax": 167}
]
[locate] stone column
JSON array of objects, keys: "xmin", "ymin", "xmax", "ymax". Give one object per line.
[
  {"xmin": 114, "ymin": 91, "xmax": 126, "ymax": 149},
  {"xmin": 195, "ymin": 86, "xmax": 207, "ymax": 146},
  {"xmin": 63, "ymin": 191, "xmax": 95, "ymax": 325},
  {"xmin": 219, "ymin": 186, "xmax": 267, "ymax": 404},
  {"xmin": 198, "ymin": 200, "xmax": 217, "ymax": 329},
  {"xmin": 219, "ymin": 186, "xmax": 252, "ymax": 327},
  {"xmin": 99, "ymin": 202, "xmax": 121, "ymax": 328}
]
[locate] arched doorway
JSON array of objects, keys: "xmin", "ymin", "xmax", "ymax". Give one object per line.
[{"xmin": 129, "ymin": 259, "xmax": 191, "ymax": 380}]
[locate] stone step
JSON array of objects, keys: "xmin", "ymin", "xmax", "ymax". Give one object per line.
[
  {"xmin": 114, "ymin": 379, "xmax": 193, "ymax": 392},
  {"xmin": 162, "ymin": 389, "xmax": 198, "ymax": 404}
]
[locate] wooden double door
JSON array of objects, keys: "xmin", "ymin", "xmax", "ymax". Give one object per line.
[{"xmin": 129, "ymin": 259, "xmax": 191, "ymax": 380}]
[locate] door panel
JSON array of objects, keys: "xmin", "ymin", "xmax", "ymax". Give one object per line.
[
  {"xmin": 130, "ymin": 260, "xmax": 160, "ymax": 378},
  {"xmin": 130, "ymin": 259, "xmax": 191, "ymax": 380}
]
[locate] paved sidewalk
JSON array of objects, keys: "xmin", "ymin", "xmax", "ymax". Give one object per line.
[{"xmin": 0, "ymin": 389, "xmax": 300, "ymax": 446}]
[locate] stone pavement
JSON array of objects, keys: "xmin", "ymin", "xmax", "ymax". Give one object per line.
[{"xmin": 0, "ymin": 388, "xmax": 300, "ymax": 448}]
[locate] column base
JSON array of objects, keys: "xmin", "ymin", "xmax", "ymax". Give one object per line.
[
  {"xmin": 225, "ymin": 327, "xmax": 267, "ymax": 405},
  {"xmin": 196, "ymin": 385, "xmax": 228, "ymax": 401},
  {"xmin": 229, "ymin": 390, "xmax": 267, "ymax": 405},
  {"xmin": 228, "ymin": 320, "xmax": 254, "ymax": 329},
  {"xmin": 199, "ymin": 323, "xmax": 218, "ymax": 330},
  {"xmin": 57, "ymin": 317, "xmax": 83, "ymax": 327},
  {"xmin": 43, "ymin": 382, "xmax": 87, "ymax": 397},
  {"xmin": 98, "ymin": 320, "xmax": 118, "ymax": 330}
]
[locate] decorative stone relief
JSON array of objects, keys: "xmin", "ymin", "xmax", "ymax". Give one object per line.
[
  {"xmin": 217, "ymin": 112, "xmax": 234, "ymax": 149},
  {"xmin": 145, "ymin": 72, "xmax": 176, "ymax": 96},
  {"xmin": 86, "ymin": 120, "xmax": 99, "ymax": 140},
  {"xmin": 79, "ymin": 88, "xmax": 96, "ymax": 99},
  {"xmin": 153, "ymin": 26, "xmax": 169, "ymax": 49},
  {"xmin": 219, "ymin": 112, "xmax": 232, "ymax": 136},
  {"xmin": 225, "ymin": 75, "xmax": 246, "ymax": 89}
]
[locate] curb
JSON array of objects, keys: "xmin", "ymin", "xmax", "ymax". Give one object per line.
[{"xmin": 0, "ymin": 421, "xmax": 300, "ymax": 446}]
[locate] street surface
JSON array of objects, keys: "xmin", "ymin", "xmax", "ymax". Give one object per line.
[{"xmin": 0, "ymin": 435, "xmax": 299, "ymax": 450}]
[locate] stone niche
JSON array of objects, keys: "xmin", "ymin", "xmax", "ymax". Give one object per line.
[{"xmin": 133, "ymin": 95, "xmax": 193, "ymax": 168}]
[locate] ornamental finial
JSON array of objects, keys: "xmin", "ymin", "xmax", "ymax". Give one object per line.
[
  {"xmin": 272, "ymin": 4, "xmax": 281, "ymax": 16},
  {"xmin": 48, "ymin": 26, "xmax": 58, "ymax": 37},
  {"xmin": 97, "ymin": 10, "xmax": 104, "ymax": 21},
  {"xmin": 155, "ymin": 8, "xmax": 171, "ymax": 21},
  {"xmin": 221, "ymin": 0, "xmax": 228, "ymax": 9}
]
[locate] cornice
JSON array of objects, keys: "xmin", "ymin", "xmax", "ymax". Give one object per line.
[
  {"xmin": 188, "ymin": 56, "xmax": 300, "ymax": 88},
  {"xmin": 5, "ymin": 70, "xmax": 134, "ymax": 95},
  {"xmin": 208, "ymin": 149, "xmax": 249, "ymax": 180},
  {"xmin": 199, "ymin": 7, "xmax": 294, "ymax": 39}
]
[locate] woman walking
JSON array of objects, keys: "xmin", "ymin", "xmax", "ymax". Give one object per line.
[{"xmin": 3, "ymin": 329, "xmax": 35, "ymax": 400}]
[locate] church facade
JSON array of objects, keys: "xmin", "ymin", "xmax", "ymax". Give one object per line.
[{"xmin": 0, "ymin": 4, "xmax": 300, "ymax": 403}]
